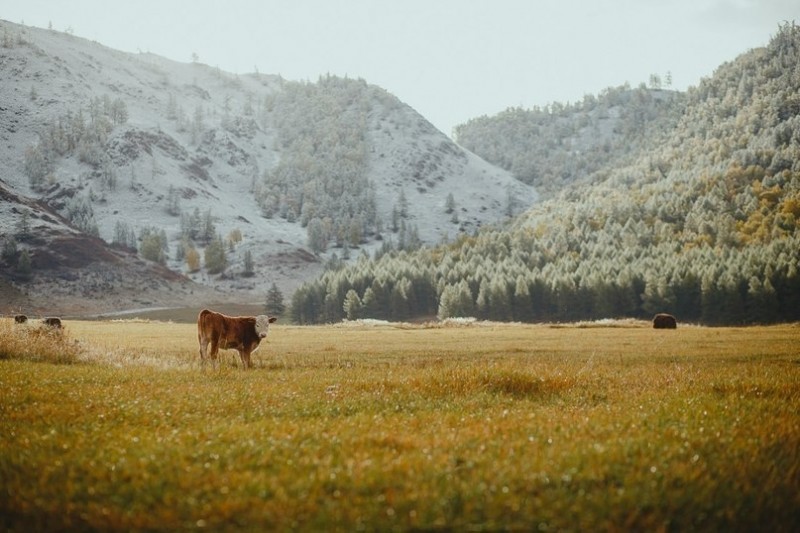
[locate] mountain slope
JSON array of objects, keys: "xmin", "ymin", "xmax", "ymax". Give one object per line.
[
  {"xmin": 0, "ymin": 21, "xmax": 535, "ymax": 314},
  {"xmin": 291, "ymin": 22, "xmax": 800, "ymax": 325},
  {"xmin": 0, "ymin": 178, "xmax": 205, "ymax": 315},
  {"xmin": 454, "ymin": 84, "xmax": 685, "ymax": 198}
]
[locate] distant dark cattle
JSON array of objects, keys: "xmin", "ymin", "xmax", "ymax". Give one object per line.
[
  {"xmin": 43, "ymin": 317, "xmax": 62, "ymax": 329},
  {"xmin": 197, "ymin": 309, "xmax": 277, "ymax": 369},
  {"xmin": 652, "ymin": 313, "xmax": 677, "ymax": 329},
  {"xmin": 14, "ymin": 314, "xmax": 27, "ymax": 324}
]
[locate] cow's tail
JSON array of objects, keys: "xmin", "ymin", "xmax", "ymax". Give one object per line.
[
  {"xmin": 197, "ymin": 309, "xmax": 212, "ymax": 336},
  {"xmin": 197, "ymin": 309, "xmax": 212, "ymax": 364}
]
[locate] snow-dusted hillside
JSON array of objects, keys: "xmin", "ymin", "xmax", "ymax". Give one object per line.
[
  {"xmin": 0, "ymin": 21, "xmax": 536, "ymax": 314},
  {"xmin": 0, "ymin": 180, "xmax": 206, "ymax": 315},
  {"xmin": 365, "ymin": 106, "xmax": 535, "ymax": 242}
]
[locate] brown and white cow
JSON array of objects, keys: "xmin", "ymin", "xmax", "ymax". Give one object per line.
[{"xmin": 197, "ymin": 309, "xmax": 277, "ymax": 368}]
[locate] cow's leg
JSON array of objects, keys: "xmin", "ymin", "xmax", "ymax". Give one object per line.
[
  {"xmin": 209, "ymin": 334, "xmax": 220, "ymax": 368},
  {"xmin": 239, "ymin": 349, "xmax": 252, "ymax": 369},
  {"xmin": 198, "ymin": 335, "xmax": 208, "ymax": 365}
]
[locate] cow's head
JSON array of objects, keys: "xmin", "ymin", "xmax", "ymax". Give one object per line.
[{"xmin": 254, "ymin": 315, "xmax": 278, "ymax": 339}]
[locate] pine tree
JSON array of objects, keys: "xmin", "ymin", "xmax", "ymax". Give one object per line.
[
  {"xmin": 166, "ymin": 93, "xmax": 178, "ymax": 120},
  {"xmin": 438, "ymin": 281, "xmax": 475, "ymax": 319},
  {"xmin": 191, "ymin": 104, "xmax": 204, "ymax": 144},
  {"xmin": 16, "ymin": 249, "xmax": 32, "ymax": 281},
  {"xmin": 110, "ymin": 98, "xmax": 128, "ymax": 125},
  {"xmin": 15, "ymin": 210, "xmax": 32, "ymax": 242},
  {"xmin": 488, "ymin": 279, "xmax": 511, "ymax": 321},
  {"xmin": 641, "ymin": 274, "xmax": 676, "ymax": 316},
  {"xmin": 746, "ymin": 276, "xmax": 779, "ymax": 323},
  {"xmin": 204, "ymin": 236, "xmax": 226, "ymax": 274},
  {"xmin": 361, "ymin": 287, "xmax": 377, "ymax": 318},
  {"xmin": 181, "ymin": 208, "xmax": 202, "ymax": 241},
  {"xmin": 175, "ymin": 238, "xmax": 187, "ymax": 262},
  {"xmin": 23, "ymin": 144, "xmax": 50, "ymax": 190},
  {"xmin": 2, "ymin": 27, "xmax": 13, "ymax": 48},
  {"xmin": 1, "ymin": 237, "xmax": 18, "ymax": 264},
  {"xmin": 307, "ymin": 218, "xmax": 327, "ymax": 253},
  {"xmin": 389, "ymin": 283, "xmax": 409, "ymax": 320},
  {"xmin": 343, "ymin": 289, "xmax": 362, "ymax": 320},
  {"xmin": 243, "ymin": 249, "xmax": 255, "ymax": 277},
  {"xmin": 512, "ymin": 275, "xmax": 532, "ymax": 321},
  {"xmin": 166, "ymin": 185, "xmax": 180, "ymax": 216},
  {"xmin": 445, "ymin": 193, "xmax": 456, "ymax": 214},
  {"xmin": 399, "ymin": 189, "xmax": 409, "ymax": 218},
  {"xmin": 348, "ymin": 216, "xmax": 363, "ymax": 248},
  {"xmin": 505, "ymin": 186, "xmax": 517, "ymax": 218},
  {"xmin": 266, "ymin": 282, "xmax": 286, "ymax": 317},
  {"xmin": 475, "ymin": 279, "xmax": 490, "ymax": 319},
  {"xmin": 201, "ymin": 209, "xmax": 216, "ymax": 244},
  {"xmin": 391, "ymin": 206, "xmax": 400, "ymax": 233}
]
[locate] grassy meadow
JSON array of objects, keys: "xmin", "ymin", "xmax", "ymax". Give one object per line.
[{"xmin": 1, "ymin": 317, "xmax": 799, "ymax": 531}]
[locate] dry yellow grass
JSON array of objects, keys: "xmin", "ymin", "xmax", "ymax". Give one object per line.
[
  {"xmin": 1, "ymin": 318, "xmax": 799, "ymax": 531},
  {"xmin": 0, "ymin": 318, "xmax": 83, "ymax": 364}
]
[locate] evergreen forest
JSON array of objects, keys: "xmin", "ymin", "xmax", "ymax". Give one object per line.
[
  {"xmin": 290, "ymin": 23, "xmax": 800, "ymax": 326},
  {"xmin": 256, "ymin": 76, "xmax": 397, "ymax": 252}
]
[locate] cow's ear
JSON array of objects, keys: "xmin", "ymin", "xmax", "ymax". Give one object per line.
[{"xmin": 269, "ymin": 316, "xmax": 277, "ymax": 323}]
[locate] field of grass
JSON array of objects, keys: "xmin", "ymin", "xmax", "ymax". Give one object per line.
[{"xmin": 1, "ymin": 318, "xmax": 799, "ymax": 531}]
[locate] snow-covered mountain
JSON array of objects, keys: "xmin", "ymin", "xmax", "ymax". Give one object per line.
[{"xmin": 0, "ymin": 21, "xmax": 536, "ymax": 315}]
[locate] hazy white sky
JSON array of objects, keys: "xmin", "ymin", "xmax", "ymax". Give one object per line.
[{"xmin": 3, "ymin": 0, "xmax": 798, "ymax": 135}]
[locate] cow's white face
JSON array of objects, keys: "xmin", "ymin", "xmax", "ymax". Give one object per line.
[{"xmin": 254, "ymin": 315, "xmax": 277, "ymax": 339}]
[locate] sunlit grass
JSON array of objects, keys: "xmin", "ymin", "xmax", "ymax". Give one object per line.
[{"xmin": 1, "ymin": 319, "xmax": 799, "ymax": 530}]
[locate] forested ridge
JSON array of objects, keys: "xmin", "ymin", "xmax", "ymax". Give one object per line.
[
  {"xmin": 256, "ymin": 76, "xmax": 381, "ymax": 251},
  {"xmin": 291, "ymin": 23, "xmax": 800, "ymax": 325},
  {"xmin": 454, "ymin": 78, "xmax": 684, "ymax": 198}
]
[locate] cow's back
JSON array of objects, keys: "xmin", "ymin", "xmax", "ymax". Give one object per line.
[
  {"xmin": 198, "ymin": 309, "xmax": 213, "ymax": 326},
  {"xmin": 198, "ymin": 309, "xmax": 222, "ymax": 338}
]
